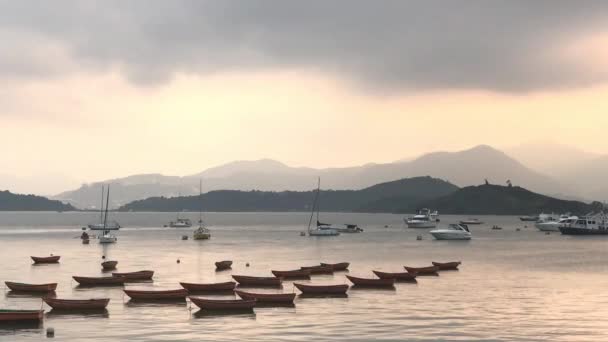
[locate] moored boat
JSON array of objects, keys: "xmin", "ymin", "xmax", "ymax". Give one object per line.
[
  {"xmin": 232, "ymin": 275, "xmax": 282, "ymax": 287},
  {"xmin": 124, "ymin": 289, "xmax": 188, "ymax": 300},
  {"xmin": 235, "ymin": 290, "xmax": 296, "ymax": 303},
  {"xmin": 432, "ymin": 261, "xmax": 461, "ymax": 270},
  {"xmin": 430, "ymin": 224, "xmax": 472, "ymax": 240},
  {"xmin": 43, "ymin": 297, "xmax": 109, "ymax": 310},
  {"xmin": 403, "ymin": 265, "xmax": 439, "ymax": 276},
  {"xmin": 293, "ymin": 283, "xmax": 349, "ymax": 295},
  {"xmin": 5, "ymin": 282, "xmax": 57, "ymax": 293},
  {"xmin": 320, "ymin": 262, "xmax": 350, "ymax": 271},
  {"xmin": 189, "ymin": 297, "xmax": 256, "ymax": 310},
  {"xmin": 169, "ymin": 218, "xmax": 192, "ymax": 228},
  {"xmin": 271, "ymin": 269, "xmax": 311, "ymax": 279},
  {"xmin": 346, "ymin": 275, "xmax": 395, "ymax": 287},
  {"xmin": 215, "ymin": 260, "xmax": 233, "ymax": 270},
  {"xmin": 372, "ymin": 270, "xmax": 417, "ymax": 282},
  {"xmin": 101, "ymin": 260, "xmax": 118, "ymax": 270},
  {"xmin": 300, "ymin": 265, "xmax": 334, "ymax": 274},
  {"xmin": 31, "ymin": 255, "xmax": 60, "ymax": 264},
  {"xmin": 405, "ymin": 209, "xmax": 438, "ymax": 228},
  {"xmin": 0, "ymin": 309, "xmax": 44, "ymax": 322},
  {"xmin": 307, "ymin": 178, "xmax": 340, "ymax": 237},
  {"xmin": 112, "ymin": 270, "xmax": 154, "ymax": 280},
  {"xmin": 559, "ymin": 215, "xmax": 608, "ymax": 235},
  {"xmin": 179, "ymin": 281, "xmax": 237, "ymax": 292},
  {"xmin": 519, "ymin": 215, "xmax": 539, "ymax": 222},
  {"xmin": 73, "ymin": 276, "xmax": 125, "ymax": 286},
  {"xmin": 459, "ymin": 219, "xmax": 483, "ymax": 225}
]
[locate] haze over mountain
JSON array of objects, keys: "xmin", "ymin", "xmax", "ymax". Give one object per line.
[
  {"xmin": 54, "ymin": 145, "xmax": 569, "ymax": 209},
  {"xmin": 505, "ymin": 142, "xmax": 601, "ymax": 177}
]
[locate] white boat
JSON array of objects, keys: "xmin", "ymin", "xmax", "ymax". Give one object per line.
[
  {"xmin": 430, "ymin": 224, "xmax": 472, "ymax": 240},
  {"xmin": 536, "ymin": 215, "xmax": 577, "ymax": 232},
  {"xmin": 98, "ymin": 185, "xmax": 117, "ymax": 244},
  {"xmin": 98, "ymin": 231, "xmax": 117, "ymax": 244},
  {"xmin": 405, "ymin": 209, "xmax": 438, "ymax": 228},
  {"xmin": 336, "ymin": 224, "xmax": 364, "ymax": 233},
  {"xmin": 192, "ymin": 180, "xmax": 211, "ymax": 240},
  {"xmin": 169, "ymin": 218, "xmax": 192, "ymax": 228},
  {"xmin": 459, "ymin": 218, "xmax": 483, "ymax": 225},
  {"xmin": 88, "ymin": 185, "xmax": 121, "ymax": 230},
  {"xmin": 307, "ymin": 178, "xmax": 339, "ymax": 237},
  {"xmin": 559, "ymin": 214, "xmax": 608, "ymax": 235}
]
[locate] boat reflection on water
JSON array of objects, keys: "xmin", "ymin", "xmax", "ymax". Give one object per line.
[
  {"xmin": 46, "ymin": 309, "xmax": 110, "ymax": 319},
  {"xmin": 192, "ymin": 309, "xmax": 256, "ymax": 319}
]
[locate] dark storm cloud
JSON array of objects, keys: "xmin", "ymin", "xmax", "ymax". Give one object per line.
[{"xmin": 1, "ymin": 0, "xmax": 608, "ymax": 92}]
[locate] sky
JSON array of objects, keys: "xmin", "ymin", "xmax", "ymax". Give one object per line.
[{"xmin": 2, "ymin": 1, "xmax": 608, "ymax": 195}]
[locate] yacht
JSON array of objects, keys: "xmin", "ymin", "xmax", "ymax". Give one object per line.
[
  {"xmin": 336, "ymin": 224, "xmax": 364, "ymax": 233},
  {"xmin": 88, "ymin": 184, "xmax": 121, "ymax": 231},
  {"xmin": 430, "ymin": 224, "xmax": 472, "ymax": 240},
  {"xmin": 307, "ymin": 178, "xmax": 339, "ymax": 237},
  {"xmin": 559, "ymin": 215, "xmax": 608, "ymax": 235},
  {"xmin": 536, "ymin": 215, "xmax": 577, "ymax": 232},
  {"xmin": 405, "ymin": 209, "xmax": 438, "ymax": 228},
  {"xmin": 169, "ymin": 218, "xmax": 192, "ymax": 228},
  {"xmin": 192, "ymin": 180, "xmax": 211, "ymax": 240}
]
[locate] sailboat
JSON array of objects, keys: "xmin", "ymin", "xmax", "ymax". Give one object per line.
[
  {"xmin": 193, "ymin": 180, "xmax": 211, "ymax": 240},
  {"xmin": 308, "ymin": 178, "xmax": 339, "ymax": 236},
  {"xmin": 88, "ymin": 184, "xmax": 121, "ymax": 230},
  {"xmin": 168, "ymin": 186, "xmax": 193, "ymax": 227},
  {"xmin": 98, "ymin": 185, "xmax": 117, "ymax": 244}
]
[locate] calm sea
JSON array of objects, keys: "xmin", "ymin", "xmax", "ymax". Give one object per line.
[{"xmin": 1, "ymin": 211, "xmax": 607, "ymax": 341}]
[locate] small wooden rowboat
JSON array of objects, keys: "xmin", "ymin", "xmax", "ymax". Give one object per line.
[
  {"xmin": 271, "ymin": 269, "xmax": 311, "ymax": 279},
  {"xmin": 180, "ymin": 281, "xmax": 236, "ymax": 292},
  {"xmin": 112, "ymin": 270, "xmax": 154, "ymax": 280},
  {"xmin": 432, "ymin": 261, "xmax": 461, "ymax": 270},
  {"xmin": 215, "ymin": 260, "xmax": 233, "ymax": 270},
  {"xmin": 293, "ymin": 283, "xmax": 349, "ymax": 295},
  {"xmin": 73, "ymin": 276, "xmax": 126, "ymax": 286},
  {"xmin": 232, "ymin": 275, "xmax": 282, "ymax": 287},
  {"xmin": 372, "ymin": 270, "xmax": 417, "ymax": 282},
  {"xmin": 403, "ymin": 266, "xmax": 439, "ymax": 276},
  {"xmin": 124, "ymin": 289, "xmax": 188, "ymax": 300},
  {"xmin": 235, "ymin": 290, "xmax": 296, "ymax": 303},
  {"xmin": 31, "ymin": 255, "xmax": 60, "ymax": 264},
  {"xmin": 189, "ymin": 297, "xmax": 256, "ymax": 310},
  {"xmin": 300, "ymin": 265, "xmax": 334, "ymax": 274},
  {"xmin": 101, "ymin": 261, "xmax": 118, "ymax": 270},
  {"xmin": 0, "ymin": 309, "xmax": 44, "ymax": 322},
  {"xmin": 346, "ymin": 275, "xmax": 395, "ymax": 287},
  {"xmin": 320, "ymin": 262, "xmax": 350, "ymax": 271},
  {"xmin": 43, "ymin": 298, "xmax": 110, "ymax": 310},
  {"xmin": 5, "ymin": 282, "xmax": 57, "ymax": 292}
]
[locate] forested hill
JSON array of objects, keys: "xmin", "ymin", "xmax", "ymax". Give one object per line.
[
  {"xmin": 119, "ymin": 176, "xmax": 459, "ymax": 212},
  {"xmin": 0, "ymin": 190, "xmax": 76, "ymax": 211}
]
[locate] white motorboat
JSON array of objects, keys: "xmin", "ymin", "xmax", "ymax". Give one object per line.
[
  {"xmin": 169, "ymin": 218, "xmax": 192, "ymax": 228},
  {"xmin": 336, "ymin": 224, "xmax": 364, "ymax": 233},
  {"xmin": 192, "ymin": 180, "xmax": 211, "ymax": 240},
  {"xmin": 88, "ymin": 184, "xmax": 121, "ymax": 230},
  {"xmin": 559, "ymin": 214, "xmax": 608, "ymax": 235},
  {"xmin": 307, "ymin": 178, "xmax": 339, "ymax": 237},
  {"xmin": 459, "ymin": 218, "xmax": 483, "ymax": 225},
  {"xmin": 536, "ymin": 215, "xmax": 577, "ymax": 232},
  {"xmin": 405, "ymin": 209, "xmax": 438, "ymax": 228},
  {"xmin": 98, "ymin": 231, "xmax": 117, "ymax": 244},
  {"xmin": 430, "ymin": 224, "xmax": 472, "ymax": 240}
]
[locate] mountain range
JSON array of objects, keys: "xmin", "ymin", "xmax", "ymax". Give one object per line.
[
  {"xmin": 51, "ymin": 144, "xmax": 605, "ymax": 209},
  {"xmin": 0, "ymin": 190, "xmax": 76, "ymax": 211}
]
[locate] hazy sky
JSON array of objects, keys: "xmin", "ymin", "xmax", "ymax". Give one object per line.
[{"xmin": 2, "ymin": 1, "xmax": 608, "ymax": 194}]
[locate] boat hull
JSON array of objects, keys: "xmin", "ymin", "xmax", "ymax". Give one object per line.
[
  {"xmin": 432, "ymin": 261, "xmax": 461, "ymax": 270},
  {"xmin": 232, "ymin": 275, "xmax": 282, "ymax": 287},
  {"xmin": 372, "ymin": 271, "xmax": 417, "ymax": 282},
  {"xmin": 215, "ymin": 261, "xmax": 233, "ymax": 270},
  {"xmin": 43, "ymin": 298, "xmax": 110, "ymax": 310},
  {"xmin": 88, "ymin": 223, "xmax": 120, "ymax": 230},
  {"xmin": 535, "ymin": 222, "xmax": 560, "ymax": 232},
  {"xmin": 346, "ymin": 275, "xmax": 395, "ymax": 287},
  {"xmin": 293, "ymin": 283, "xmax": 349, "ymax": 295},
  {"xmin": 101, "ymin": 261, "xmax": 118, "ymax": 270},
  {"xmin": 406, "ymin": 221, "xmax": 437, "ymax": 228},
  {"xmin": 180, "ymin": 282, "xmax": 236, "ymax": 292},
  {"xmin": 124, "ymin": 289, "xmax": 188, "ymax": 300},
  {"xmin": 300, "ymin": 265, "xmax": 334, "ymax": 274},
  {"xmin": 112, "ymin": 270, "xmax": 154, "ymax": 280},
  {"xmin": 271, "ymin": 269, "xmax": 311, "ymax": 279},
  {"xmin": 309, "ymin": 229, "xmax": 339, "ymax": 236},
  {"xmin": 189, "ymin": 297, "xmax": 256, "ymax": 310},
  {"xmin": 235, "ymin": 290, "xmax": 296, "ymax": 303},
  {"xmin": 320, "ymin": 262, "xmax": 350, "ymax": 271},
  {"xmin": 430, "ymin": 232, "xmax": 471, "ymax": 240},
  {"xmin": 5, "ymin": 282, "xmax": 57, "ymax": 293},
  {"xmin": 31, "ymin": 256, "xmax": 60, "ymax": 264},
  {"xmin": 559, "ymin": 227, "xmax": 608, "ymax": 235},
  {"xmin": 0, "ymin": 310, "xmax": 44, "ymax": 322},
  {"xmin": 403, "ymin": 266, "xmax": 440, "ymax": 276},
  {"xmin": 73, "ymin": 276, "xmax": 125, "ymax": 286}
]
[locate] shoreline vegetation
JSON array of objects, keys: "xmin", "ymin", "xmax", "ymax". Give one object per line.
[{"xmin": 2, "ymin": 177, "xmax": 604, "ymax": 215}]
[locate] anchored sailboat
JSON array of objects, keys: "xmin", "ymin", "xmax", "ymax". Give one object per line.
[
  {"xmin": 307, "ymin": 178, "xmax": 339, "ymax": 237},
  {"xmin": 98, "ymin": 185, "xmax": 117, "ymax": 244},
  {"xmin": 193, "ymin": 180, "xmax": 211, "ymax": 240},
  {"xmin": 88, "ymin": 184, "xmax": 121, "ymax": 230}
]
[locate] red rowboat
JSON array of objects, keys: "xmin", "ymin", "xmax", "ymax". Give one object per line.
[
  {"xmin": 372, "ymin": 270, "xmax": 417, "ymax": 282},
  {"xmin": 5, "ymin": 282, "xmax": 57, "ymax": 292},
  {"xmin": 43, "ymin": 298, "xmax": 109, "ymax": 310},
  {"xmin": 232, "ymin": 275, "xmax": 282, "ymax": 287},
  {"xmin": 73, "ymin": 276, "xmax": 125, "ymax": 286},
  {"xmin": 432, "ymin": 261, "xmax": 461, "ymax": 270},
  {"xmin": 403, "ymin": 266, "xmax": 439, "ymax": 276},
  {"xmin": 345, "ymin": 275, "xmax": 395, "ymax": 287},
  {"xmin": 112, "ymin": 270, "xmax": 154, "ymax": 280},
  {"xmin": 293, "ymin": 283, "xmax": 349, "ymax": 295},
  {"xmin": 124, "ymin": 289, "xmax": 188, "ymax": 300},
  {"xmin": 215, "ymin": 260, "xmax": 233, "ymax": 270},
  {"xmin": 179, "ymin": 281, "xmax": 236, "ymax": 292},
  {"xmin": 271, "ymin": 269, "xmax": 311, "ymax": 279},
  {"xmin": 101, "ymin": 261, "xmax": 118, "ymax": 270},
  {"xmin": 300, "ymin": 265, "xmax": 334, "ymax": 274},
  {"xmin": 31, "ymin": 255, "xmax": 60, "ymax": 264},
  {"xmin": 320, "ymin": 262, "xmax": 350, "ymax": 271},
  {"xmin": 235, "ymin": 290, "xmax": 296, "ymax": 303},
  {"xmin": 189, "ymin": 297, "xmax": 256, "ymax": 310},
  {"xmin": 0, "ymin": 309, "xmax": 44, "ymax": 322}
]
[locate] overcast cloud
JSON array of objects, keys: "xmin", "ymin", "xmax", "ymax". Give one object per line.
[{"xmin": 1, "ymin": 0, "xmax": 608, "ymax": 92}]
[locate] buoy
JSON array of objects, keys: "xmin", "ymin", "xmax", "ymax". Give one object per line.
[
  {"xmin": 246, "ymin": 262, "xmax": 250, "ymax": 267},
  {"xmin": 516, "ymin": 228, "xmax": 521, "ymax": 231},
  {"xmin": 384, "ymin": 225, "xmax": 389, "ymax": 228},
  {"xmin": 102, "ymin": 255, "xmax": 106, "ymax": 259},
  {"xmin": 300, "ymin": 232, "xmax": 306, "ymax": 236},
  {"xmin": 177, "ymin": 259, "xmax": 181, "ymax": 264},
  {"xmin": 46, "ymin": 327, "xmax": 55, "ymax": 338},
  {"xmin": 182, "ymin": 235, "xmax": 188, "ymax": 240},
  {"xmin": 416, "ymin": 235, "xmax": 423, "ymax": 240}
]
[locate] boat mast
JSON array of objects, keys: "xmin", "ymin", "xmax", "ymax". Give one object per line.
[
  {"xmin": 99, "ymin": 184, "xmax": 105, "ymax": 224},
  {"xmin": 316, "ymin": 177, "xmax": 320, "ymax": 225},
  {"xmin": 307, "ymin": 177, "xmax": 321, "ymax": 233},
  {"xmin": 103, "ymin": 185, "xmax": 110, "ymax": 231},
  {"xmin": 199, "ymin": 179, "xmax": 203, "ymax": 228}
]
